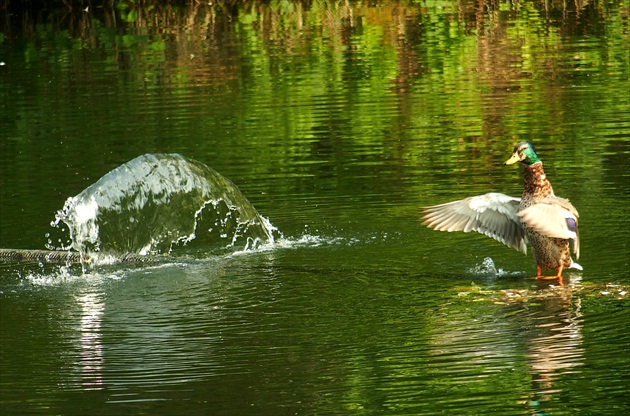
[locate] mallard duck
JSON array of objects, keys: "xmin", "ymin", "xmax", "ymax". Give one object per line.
[{"xmin": 421, "ymin": 142, "xmax": 581, "ymax": 280}]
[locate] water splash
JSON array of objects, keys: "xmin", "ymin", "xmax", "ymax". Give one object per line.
[
  {"xmin": 468, "ymin": 257, "xmax": 525, "ymax": 277},
  {"xmin": 49, "ymin": 154, "xmax": 279, "ymax": 260},
  {"xmin": 471, "ymin": 257, "xmax": 499, "ymax": 276},
  {"xmin": 469, "ymin": 257, "xmax": 500, "ymax": 276}
]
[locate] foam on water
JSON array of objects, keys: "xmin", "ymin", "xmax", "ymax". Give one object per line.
[{"xmin": 229, "ymin": 233, "xmax": 344, "ymax": 257}]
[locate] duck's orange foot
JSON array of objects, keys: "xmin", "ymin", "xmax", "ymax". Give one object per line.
[{"xmin": 533, "ymin": 265, "xmax": 564, "ymax": 286}]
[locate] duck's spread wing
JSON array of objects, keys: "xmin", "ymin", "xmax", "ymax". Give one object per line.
[
  {"xmin": 421, "ymin": 193, "xmax": 527, "ymax": 254},
  {"xmin": 516, "ymin": 197, "xmax": 580, "ymax": 258}
]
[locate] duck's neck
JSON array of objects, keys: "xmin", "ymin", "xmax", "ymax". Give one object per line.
[{"xmin": 522, "ymin": 162, "xmax": 554, "ymax": 201}]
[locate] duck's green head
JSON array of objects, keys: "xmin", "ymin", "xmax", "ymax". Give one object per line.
[{"xmin": 504, "ymin": 141, "xmax": 541, "ymax": 166}]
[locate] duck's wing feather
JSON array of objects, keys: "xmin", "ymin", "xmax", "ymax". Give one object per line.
[
  {"xmin": 421, "ymin": 193, "xmax": 527, "ymax": 254},
  {"xmin": 516, "ymin": 197, "xmax": 580, "ymax": 258}
]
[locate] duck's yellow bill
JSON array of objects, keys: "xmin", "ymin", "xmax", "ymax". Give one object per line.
[{"xmin": 504, "ymin": 153, "xmax": 520, "ymax": 165}]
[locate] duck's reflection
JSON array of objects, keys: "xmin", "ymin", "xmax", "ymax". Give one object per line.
[
  {"xmin": 526, "ymin": 277, "xmax": 583, "ymax": 414},
  {"xmin": 427, "ymin": 275, "xmax": 584, "ymax": 413}
]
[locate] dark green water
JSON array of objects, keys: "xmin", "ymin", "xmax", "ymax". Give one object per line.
[{"xmin": 1, "ymin": 2, "xmax": 629, "ymax": 415}]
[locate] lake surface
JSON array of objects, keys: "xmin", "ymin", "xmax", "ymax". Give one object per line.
[{"xmin": 1, "ymin": 1, "xmax": 629, "ymax": 415}]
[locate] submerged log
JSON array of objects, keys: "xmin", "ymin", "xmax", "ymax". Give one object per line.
[{"xmin": 0, "ymin": 248, "xmax": 159, "ymax": 265}]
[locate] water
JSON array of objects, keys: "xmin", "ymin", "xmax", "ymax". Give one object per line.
[
  {"xmin": 1, "ymin": 2, "xmax": 629, "ymax": 415},
  {"xmin": 49, "ymin": 153, "xmax": 278, "ymax": 258}
]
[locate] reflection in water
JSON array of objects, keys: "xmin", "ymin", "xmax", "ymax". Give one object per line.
[
  {"xmin": 428, "ymin": 278, "xmax": 584, "ymax": 413},
  {"xmin": 0, "ymin": 1, "xmax": 627, "ymax": 414},
  {"xmin": 75, "ymin": 289, "xmax": 105, "ymax": 390},
  {"xmin": 527, "ymin": 280, "xmax": 583, "ymax": 414}
]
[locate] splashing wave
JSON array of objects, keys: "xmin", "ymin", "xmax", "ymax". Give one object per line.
[{"xmin": 48, "ymin": 154, "xmax": 280, "ymax": 258}]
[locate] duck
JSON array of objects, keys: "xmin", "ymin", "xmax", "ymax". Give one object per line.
[{"xmin": 421, "ymin": 142, "xmax": 581, "ymax": 280}]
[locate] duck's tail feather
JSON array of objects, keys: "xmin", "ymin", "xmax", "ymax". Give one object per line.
[{"xmin": 569, "ymin": 259, "xmax": 583, "ymax": 271}]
